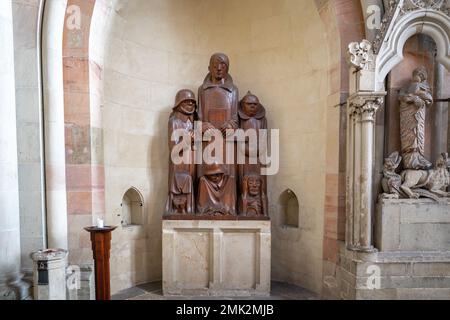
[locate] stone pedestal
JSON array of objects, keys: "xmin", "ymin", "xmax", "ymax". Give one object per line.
[
  {"xmin": 30, "ymin": 249, "xmax": 68, "ymax": 300},
  {"xmin": 336, "ymin": 199, "xmax": 450, "ymax": 299},
  {"xmin": 339, "ymin": 246, "xmax": 450, "ymax": 300},
  {"xmin": 162, "ymin": 219, "xmax": 271, "ymax": 296},
  {"xmin": 376, "ymin": 199, "xmax": 450, "ymax": 251}
]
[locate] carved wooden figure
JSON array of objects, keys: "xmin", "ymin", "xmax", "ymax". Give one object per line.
[
  {"xmin": 165, "ymin": 55, "xmax": 272, "ymax": 218},
  {"xmin": 197, "ymin": 53, "xmax": 239, "ymax": 182},
  {"xmin": 241, "ymin": 174, "xmax": 268, "ymax": 217},
  {"xmin": 197, "ymin": 163, "xmax": 236, "ymax": 216},
  {"xmin": 238, "ymin": 92, "xmax": 268, "ymax": 216},
  {"xmin": 165, "ymin": 89, "xmax": 196, "ymax": 215}
]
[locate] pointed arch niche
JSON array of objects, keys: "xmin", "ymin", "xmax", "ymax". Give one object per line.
[
  {"xmin": 346, "ymin": 1, "xmax": 450, "ymax": 252},
  {"xmin": 383, "ymin": 34, "xmax": 449, "ymax": 169},
  {"xmin": 120, "ymin": 187, "xmax": 144, "ymax": 227},
  {"xmin": 279, "ymin": 189, "xmax": 300, "ymax": 228}
]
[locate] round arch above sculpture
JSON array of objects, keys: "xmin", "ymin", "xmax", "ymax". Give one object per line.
[
  {"xmin": 347, "ymin": 1, "xmax": 450, "ymax": 92},
  {"xmin": 376, "ymin": 8, "xmax": 450, "ymax": 89}
]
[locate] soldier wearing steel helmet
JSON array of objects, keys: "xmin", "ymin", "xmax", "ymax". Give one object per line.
[{"xmin": 165, "ymin": 89, "xmax": 197, "ymax": 215}]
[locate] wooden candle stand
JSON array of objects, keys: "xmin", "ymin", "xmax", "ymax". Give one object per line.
[{"xmin": 84, "ymin": 226, "xmax": 117, "ymax": 300}]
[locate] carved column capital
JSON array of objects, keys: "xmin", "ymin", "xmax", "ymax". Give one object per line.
[{"xmin": 348, "ymin": 94, "xmax": 384, "ymax": 121}]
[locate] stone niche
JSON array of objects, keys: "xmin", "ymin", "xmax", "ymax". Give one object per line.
[
  {"xmin": 376, "ymin": 199, "xmax": 450, "ymax": 252},
  {"xmin": 120, "ymin": 187, "xmax": 144, "ymax": 227},
  {"xmin": 162, "ymin": 219, "xmax": 271, "ymax": 296}
]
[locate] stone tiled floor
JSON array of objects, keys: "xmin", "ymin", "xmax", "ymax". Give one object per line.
[{"xmin": 112, "ymin": 281, "xmax": 319, "ymax": 300}]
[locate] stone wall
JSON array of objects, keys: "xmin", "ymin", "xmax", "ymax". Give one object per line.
[
  {"xmin": 11, "ymin": 0, "xmax": 45, "ymax": 272},
  {"xmin": 225, "ymin": 1, "xmax": 329, "ymax": 294},
  {"xmin": 63, "ymin": 0, "xmax": 100, "ymax": 266},
  {"xmin": 0, "ymin": 0, "xmax": 21, "ymax": 292},
  {"xmin": 101, "ymin": 0, "xmax": 331, "ymax": 294},
  {"xmin": 316, "ymin": 0, "xmax": 366, "ymax": 298}
]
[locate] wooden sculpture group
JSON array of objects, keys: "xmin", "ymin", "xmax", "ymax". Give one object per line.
[{"xmin": 165, "ymin": 53, "xmax": 268, "ymax": 217}]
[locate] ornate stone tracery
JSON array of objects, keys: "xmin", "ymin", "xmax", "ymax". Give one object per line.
[
  {"xmin": 369, "ymin": 0, "xmax": 450, "ymax": 89},
  {"xmin": 374, "ymin": 0, "xmax": 450, "ymax": 54}
]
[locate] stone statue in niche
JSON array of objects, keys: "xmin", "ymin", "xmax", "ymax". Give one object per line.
[
  {"xmin": 238, "ymin": 92, "xmax": 268, "ymax": 216},
  {"xmin": 197, "ymin": 163, "xmax": 236, "ymax": 216},
  {"xmin": 197, "ymin": 53, "xmax": 239, "ymax": 183},
  {"xmin": 165, "ymin": 89, "xmax": 196, "ymax": 215},
  {"xmin": 380, "ymin": 67, "xmax": 450, "ymax": 201},
  {"xmin": 399, "ymin": 67, "xmax": 433, "ymax": 170}
]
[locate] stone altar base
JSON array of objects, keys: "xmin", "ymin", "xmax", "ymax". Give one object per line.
[
  {"xmin": 338, "ymin": 199, "xmax": 450, "ymax": 300},
  {"xmin": 339, "ymin": 247, "xmax": 450, "ymax": 299},
  {"xmin": 376, "ymin": 199, "xmax": 450, "ymax": 251},
  {"xmin": 162, "ymin": 218, "xmax": 271, "ymax": 297}
]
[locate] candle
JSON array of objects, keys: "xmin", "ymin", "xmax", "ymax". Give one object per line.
[{"xmin": 97, "ymin": 218, "xmax": 104, "ymax": 228}]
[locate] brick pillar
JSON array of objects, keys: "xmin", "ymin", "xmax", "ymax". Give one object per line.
[{"xmin": 63, "ymin": 0, "xmax": 104, "ymax": 265}]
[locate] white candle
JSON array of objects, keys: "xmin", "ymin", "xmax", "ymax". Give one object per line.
[{"xmin": 97, "ymin": 218, "xmax": 104, "ymax": 228}]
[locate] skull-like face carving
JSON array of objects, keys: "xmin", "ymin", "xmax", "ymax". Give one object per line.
[
  {"xmin": 247, "ymin": 176, "xmax": 262, "ymax": 197},
  {"xmin": 172, "ymin": 194, "xmax": 187, "ymax": 213}
]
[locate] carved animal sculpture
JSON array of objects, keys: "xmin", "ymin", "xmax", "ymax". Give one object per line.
[
  {"xmin": 381, "ymin": 151, "xmax": 404, "ymax": 199},
  {"xmin": 400, "ymin": 153, "xmax": 450, "ymax": 200}
]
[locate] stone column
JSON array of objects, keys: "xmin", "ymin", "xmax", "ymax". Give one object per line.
[
  {"xmin": 448, "ymin": 100, "xmax": 450, "ymax": 155},
  {"xmin": 42, "ymin": 0, "xmax": 69, "ymax": 250},
  {"xmin": 432, "ymin": 63, "xmax": 448, "ymax": 162},
  {"xmin": 346, "ymin": 93, "xmax": 384, "ymax": 252}
]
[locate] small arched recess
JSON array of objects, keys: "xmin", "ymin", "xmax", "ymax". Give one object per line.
[
  {"xmin": 279, "ymin": 189, "xmax": 300, "ymax": 228},
  {"xmin": 121, "ymin": 187, "xmax": 144, "ymax": 227}
]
